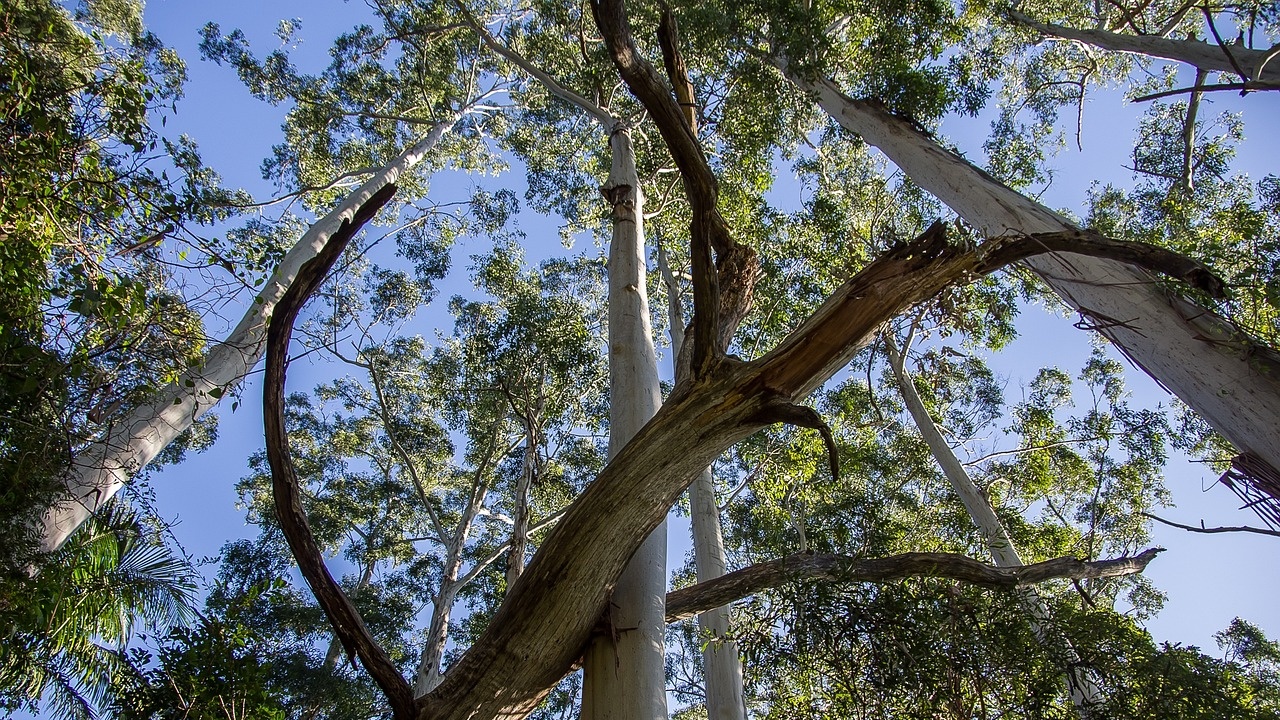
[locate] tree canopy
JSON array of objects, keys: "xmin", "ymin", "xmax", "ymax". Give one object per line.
[{"xmin": 3, "ymin": 0, "xmax": 1280, "ymax": 718}]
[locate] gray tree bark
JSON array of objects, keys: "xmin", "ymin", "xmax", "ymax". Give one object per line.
[
  {"xmin": 40, "ymin": 113, "xmax": 465, "ymax": 554},
  {"xmin": 1009, "ymin": 10, "xmax": 1280, "ymax": 82},
  {"xmin": 785, "ymin": 66, "xmax": 1280, "ymax": 487}
]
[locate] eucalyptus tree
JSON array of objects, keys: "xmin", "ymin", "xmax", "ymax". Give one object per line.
[
  {"xmin": 16, "ymin": 0, "xmax": 1280, "ymax": 718},
  {"xmin": 735, "ymin": 0, "xmax": 1280, "ymax": 487},
  {"xmin": 455, "ymin": 4, "xmax": 679, "ymax": 714},
  {"xmin": 880, "ymin": 319, "xmax": 1129, "ymax": 713},
  {"xmin": 36, "ymin": 0, "xmax": 510, "ymax": 556},
  {"xmin": 241, "ymin": 1, "xmax": 1232, "ymax": 718},
  {"xmin": 0, "ymin": 0, "xmax": 233, "ymax": 570},
  {"xmin": 207, "ymin": 227, "xmax": 607, "ymax": 713}
]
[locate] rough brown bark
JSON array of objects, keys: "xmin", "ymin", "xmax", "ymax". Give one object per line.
[
  {"xmin": 414, "ymin": 221, "xmax": 1220, "ymax": 720},
  {"xmin": 262, "ymin": 182, "xmax": 416, "ymax": 719},
  {"xmin": 664, "ymin": 548, "xmax": 1164, "ymax": 623}
]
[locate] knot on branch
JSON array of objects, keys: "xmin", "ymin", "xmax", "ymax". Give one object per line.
[
  {"xmin": 886, "ymin": 220, "xmax": 955, "ymax": 266},
  {"xmin": 715, "ymin": 242, "xmax": 762, "ymax": 348}
]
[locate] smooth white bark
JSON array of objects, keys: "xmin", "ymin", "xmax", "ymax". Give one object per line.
[
  {"xmin": 789, "ymin": 68, "xmax": 1280, "ymax": 483},
  {"xmin": 659, "ymin": 249, "xmax": 747, "ymax": 720},
  {"xmin": 687, "ymin": 469, "xmax": 747, "ymax": 720},
  {"xmin": 580, "ymin": 127, "xmax": 667, "ymax": 720},
  {"xmin": 1010, "ymin": 10, "xmax": 1280, "ymax": 82},
  {"xmin": 40, "ymin": 115, "xmax": 463, "ymax": 554},
  {"xmin": 884, "ymin": 333, "xmax": 1102, "ymax": 714}
]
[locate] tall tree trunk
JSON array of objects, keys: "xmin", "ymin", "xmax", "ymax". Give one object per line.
[
  {"xmin": 507, "ymin": 419, "xmax": 538, "ymax": 587},
  {"xmin": 414, "ymin": 475, "xmax": 488, "ymax": 697},
  {"xmin": 39, "ymin": 115, "xmax": 462, "ymax": 554},
  {"xmin": 580, "ymin": 127, "xmax": 667, "ymax": 720},
  {"xmin": 1008, "ymin": 10, "xmax": 1280, "ymax": 82},
  {"xmin": 786, "ymin": 67, "xmax": 1280, "ymax": 484},
  {"xmin": 658, "ymin": 247, "xmax": 746, "ymax": 720},
  {"xmin": 687, "ymin": 469, "xmax": 746, "ymax": 720},
  {"xmin": 883, "ymin": 333, "xmax": 1102, "ymax": 715},
  {"xmin": 415, "ymin": 580, "xmax": 463, "ymax": 696},
  {"xmin": 1179, "ymin": 67, "xmax": 1209, "ymax": 194}
]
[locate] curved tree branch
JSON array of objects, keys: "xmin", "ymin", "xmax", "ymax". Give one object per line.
[
  {"xmin": 262, "ymin": 183, "xmax": 416, "ymax": 719},
  {"xmin": 664, "ymin": 548, "xmax": 1165, "ymax": 623}
]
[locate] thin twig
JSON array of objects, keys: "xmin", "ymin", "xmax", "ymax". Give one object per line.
[{"xmin": 1142, "ymin": 512, "xmax": 1280, "ymax": 538}]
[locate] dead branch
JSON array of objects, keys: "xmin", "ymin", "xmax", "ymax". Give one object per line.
[
  {"xmin": 1143, "ymin": 512, "xmax": 1280, "ymax": 538},
  {"xmin": 665, "ymin": 548, "xmax": 1164, "ymax": 622},
  {"xmin": 263, "ymin": 182, "xmax": 416, "ymax": 719}
]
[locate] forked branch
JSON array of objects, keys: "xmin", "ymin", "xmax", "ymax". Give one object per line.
[{"xmin": 592, "ymin": 0, "xmax": 759, "ymax": 375}]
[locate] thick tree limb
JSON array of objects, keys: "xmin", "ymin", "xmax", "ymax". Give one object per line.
[
  {"xmin": 263, "ymin": 183, "xmax": 416, "ymax": 719},
  {"xmin": 416, "ymin": 217, "xmax": 1221, "ymax": 720},
  {"xmin": 657, "ymin": 3, "xmax": 698, "ymax": 133},
  {"xmin": 783, "ymin": 67, "xmax": 1280, "ymax": 490},
  {"xmin": 973, "ymin": 229, "xmax": 1227, "ymax": 298},
  {"xmin": 1008, "ymin": 9, "xmax": 1280, "ymax": 82},
  {"xmin": 41, "ymin": 111, "xmax": 464, "ymax": 555},
  {"xmin": 664, "ymin": 548, "xmax": 1164, "ymax": 623}
]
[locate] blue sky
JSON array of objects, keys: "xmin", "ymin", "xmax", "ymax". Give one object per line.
[{"xmin": 139, "ymin": 0, "xmax": 1279, "ymax": 663}]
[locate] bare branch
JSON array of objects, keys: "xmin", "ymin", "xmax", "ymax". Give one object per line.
[
  {"xmin": 1200, "ymin": 5, "xmax": 1250, "ymax": 81},
  {"xmin": 1132, "ymin": 79, "xmax": 1280, "ymax": 102},
  {"xmin": 1142, "ymin": 512, "xmax": 1280, "ymax": 538},
  {"xmin": 665, "ymin": 549, "xmax": 1164, "ymax": 623}
]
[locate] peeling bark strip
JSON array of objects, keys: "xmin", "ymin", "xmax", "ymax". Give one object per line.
[
  {"xmin": 1008, "ymin": 9, "xmax": 1280, "ymax": 83},
  {"xmin": 787, "ymin": 69, "xmax": 1280, "ymax": 484},
  {"xmin": 263, "ymin": 185, "xmax": 416, "ymax": 719},
  {"xmin": 416, "ymin": 220, "xmax": 1219, "ymax": 720},
  {"xmin": 41, "ymin": 114, "xmax": 463, "ymax": 554},
  {"xmin": 664, "ymin": 548, "xmax": 1163, "ymax": 623}
]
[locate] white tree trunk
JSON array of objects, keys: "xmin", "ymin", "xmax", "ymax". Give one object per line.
[
  {"xmin": 1009, "ymin": 10, "xmax": 1280, "ymax": 82},
  {"xmin": 659, "ymin": 250, "xmax": 747, "ymax": 720},
  {"xmin": 39, "ymin": 116, "xmax": 461, "ymax": 554},
  {"xmin": 883, "ymin": 334, "xmax": 1102, "ymax": 715},
  {"xmin": 687, "ymin": 469, "xmax": 747, "ymax": 720},
  {"xmin": 415, "ymin": 580, "xmax": 462, "ymax": 696},
  {"xmin": 580, "ymin": 127, "xmax": 667, "ymax": 720},
  {"xmin": 507, "ymin": 419, "xmax": 539, "ymax": 588},
  {"xmin": 789, "ymin": 68, "xmax": 1280, "ymax": 482}
]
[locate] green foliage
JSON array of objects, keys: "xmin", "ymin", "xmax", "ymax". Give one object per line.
[
  {"xmin": 111, "ymin": 615, "xmax": 285, "ymax": 720},
  {"xmin": 0, "ymin": 0, "xmax": 229, "ymax": 573},
  {"xmin": 0, "ymin": 503, "xmax": 197, "ymax": 719},
  {"xmin": 1088, "ymin": 104, "xmax": 1280, "ymax": 347},
  {"xmin": 6, "ymin": 0, "xmax": 1279, "ymax": 717}
]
